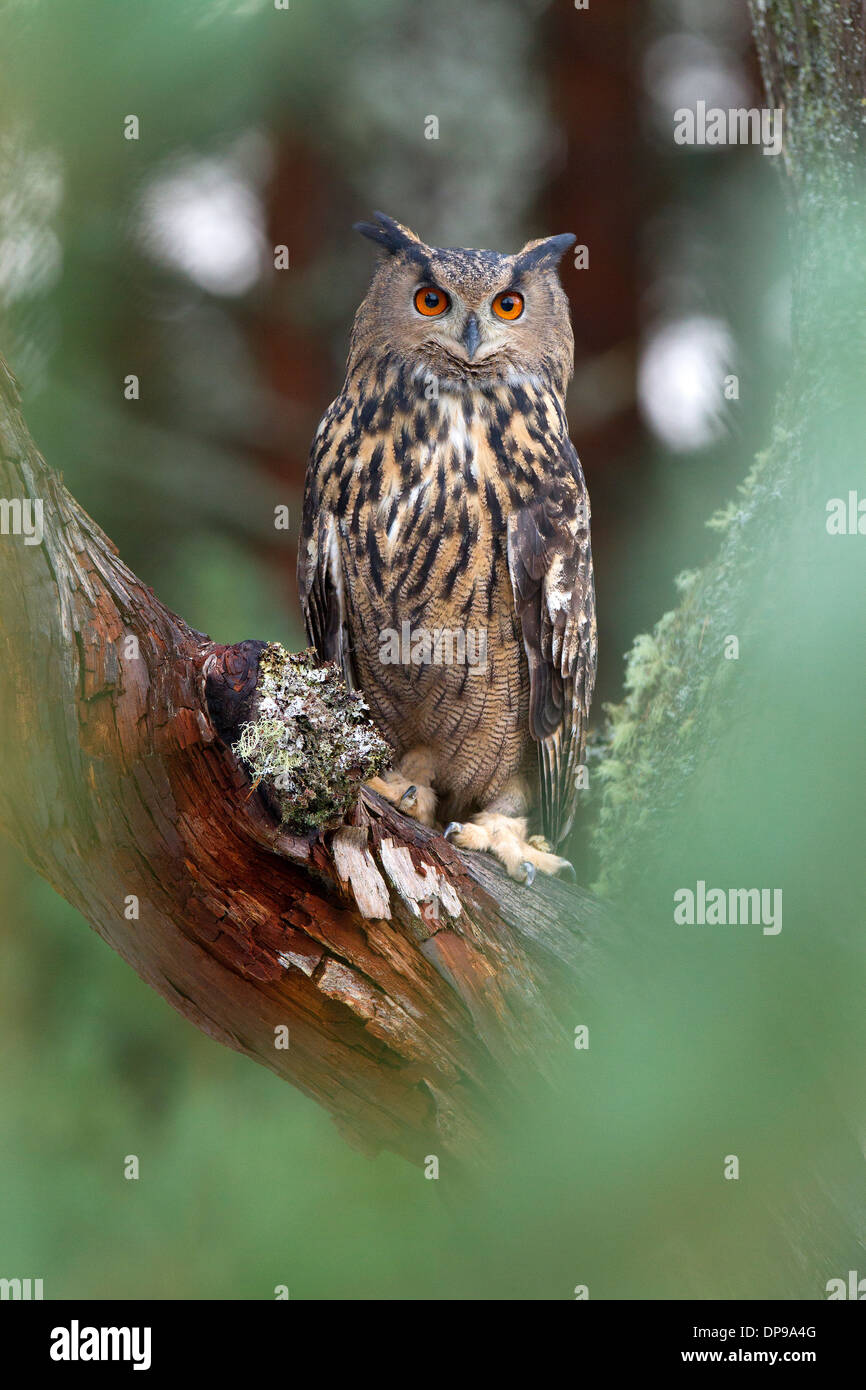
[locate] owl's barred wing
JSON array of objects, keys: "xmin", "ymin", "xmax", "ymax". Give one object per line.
[
  {"xmin": 507, "ymin": 478, "xmax": 597, "ymax": 847},
  {"xmin": 297, "ymin": 505, "xmax": 358, "ymax": 691}
]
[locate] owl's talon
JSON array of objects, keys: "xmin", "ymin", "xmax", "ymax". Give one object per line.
[
  {"xmin": 557, "ymin": 860, "xmax": 577, "ymax": 882},
  {"xmin": 366, "ymin": 771, "xmax": 437, "ymax": 825},
  {"xmin": 443, "ymin": 821, "xmax": 462, "ymax": 841},
  {"xmin": 527, "ymin": 834, "xmax": 552, "ymax": 852},
  {"xmin": 519, "ymin": 860, "xmax": 536, "ymax": 886}
]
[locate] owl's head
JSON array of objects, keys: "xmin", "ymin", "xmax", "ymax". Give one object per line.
[{"xmin": 349, "ymin": 212, "xmax": 576, "ymax": 395}]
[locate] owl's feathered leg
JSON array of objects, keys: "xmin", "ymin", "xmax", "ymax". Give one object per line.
[
  {"xmin": 443, "ymin": 777, "xmax": 575, "ymax": 885},
  {"xmin": 366, "ymin": 745, "xmax": 438, "ymax": 827}
]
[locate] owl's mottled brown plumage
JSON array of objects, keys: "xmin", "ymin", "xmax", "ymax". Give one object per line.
[{"xmin": 299, "ymin": 213, "xmax": 597, "ymax": 881}]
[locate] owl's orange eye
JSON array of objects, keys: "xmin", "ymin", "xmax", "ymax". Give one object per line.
[
  {"xmin": 414, "ymin": 286, "xmax": 450, "ymax": 317},
  {"xmin": 492, "ymin": 289, "xmax": 524, "ymax": 321}
]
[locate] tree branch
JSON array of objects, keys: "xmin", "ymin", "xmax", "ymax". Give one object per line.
[{"xmin": 0, "ymin": 357, "xmax": 601, "ymax": 1164}]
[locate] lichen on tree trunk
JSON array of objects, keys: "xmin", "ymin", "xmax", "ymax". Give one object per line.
[{"xmin": 230, "ymin": 642, "xmax": 390, "ymax": 831}]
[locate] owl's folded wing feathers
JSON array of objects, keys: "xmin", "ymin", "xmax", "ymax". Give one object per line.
[
  {"xmin": 507, "ymin": 474, "xmax": 597, "ymax": 847},
  {"xmin": 297, "ymin": 507, "xmax": 358, "ymax": 691}
]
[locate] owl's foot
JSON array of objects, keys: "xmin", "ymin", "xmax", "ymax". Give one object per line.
[
  {"xmin": 366, "ymin": 773, "xmax": 437, "ymax": 827},
  {"xmin": 443, "ymin": 813, "xmax": 575, "ymax": 884}
]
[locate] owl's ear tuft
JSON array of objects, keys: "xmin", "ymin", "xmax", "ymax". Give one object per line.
[
  {"xmin": 514, "ymin": 232, "xmax": 577, "ymax": 275},
  {"xmin": 353, "ymin": 211, "xmax": 425, "ymax": 256}
]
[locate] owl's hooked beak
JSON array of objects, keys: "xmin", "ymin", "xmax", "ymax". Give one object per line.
[{"xmin": 461, "ymin": 312, "xmax": 481, "ymax": 360}]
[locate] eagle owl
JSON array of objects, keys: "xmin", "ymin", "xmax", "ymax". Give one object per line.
[{"xmin": 299, "ymin": 212, "xmax": 597, "ymax": 883}]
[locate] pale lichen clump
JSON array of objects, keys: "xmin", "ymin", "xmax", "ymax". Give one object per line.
[{"xmin": 234, "ymin": 644, "xmax": 391, "ymax": 832}]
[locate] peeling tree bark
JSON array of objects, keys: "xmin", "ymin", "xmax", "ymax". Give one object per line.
[{"xmin": 0, "ymin": 358, "xmax": 602, "ymax": 1165}]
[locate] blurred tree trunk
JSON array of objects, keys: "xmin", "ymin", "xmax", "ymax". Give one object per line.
[{"xmin": 595, "ymin": 0, "xmax": 866, "ymax": 885}]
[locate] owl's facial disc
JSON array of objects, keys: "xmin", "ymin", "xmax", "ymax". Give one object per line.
[
  {"xmin": 411, "ymin": 281, "xmax": 522, "ymax": 370},
  {"xmin": 350, "ymin": 224, "xmax": 575, "ymax": 393}
]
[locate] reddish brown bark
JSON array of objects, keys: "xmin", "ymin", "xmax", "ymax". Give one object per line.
[{"xmin": 0, "ymin": 356, "xmax": 600, "ymax": 1164}]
